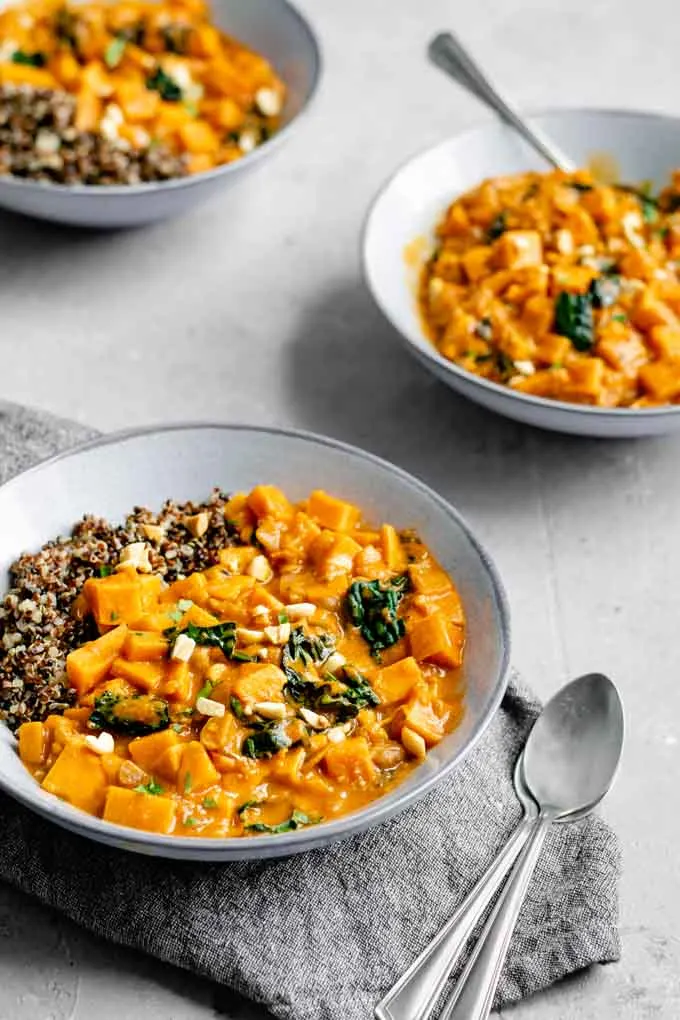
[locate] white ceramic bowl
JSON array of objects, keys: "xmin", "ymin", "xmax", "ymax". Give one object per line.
[
  {"xmin": 0, "ymin": 0, "xmax": 321, "ymax": 227},
  {"xmin": 363, "ymin": 108, "xmax": 680, "ymax": 438},
  {"xmin": 0, "ymin": 423, "xmax": 510, "ymax": 860}
]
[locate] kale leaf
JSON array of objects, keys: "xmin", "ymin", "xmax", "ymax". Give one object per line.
[
  {"xmin": 284, "ymin": 665, "xmax": 380, "ymax": 722},
  {"xmin": 165, "ymin": 621, "xmax": 254, "ymax": 663},
  {"xmin": 242, "ymin": 723, "xmax": 292, "ymax": 759},
  {"xmin": 146, "ymin": 66, "xmax": 183, "ymax": 101},
  {"xmin": 317, "ymin": 667, "xmax": 380, "ymax": 720},
  {"xmin": 89, "ymin": 692, "xmax": 170, "ymax": 736},
  {"xmin": 486, "ymin": 211, "xmax": 507, "ymax": 241},
  {"xmin": 12, "ymin": 50, "xmax": 46, "ymax": 67},
  {"xmin": 346, "ymin": 575, "xmax": 409, "ymax": 657},
  {"xmin": 554, "ymin": 291, "xmax": 594, "ymax": 351}
]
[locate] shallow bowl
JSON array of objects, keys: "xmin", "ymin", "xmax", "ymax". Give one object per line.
[
  {"xmin": 0, "ymin": 423, "xmax": 510, "ymax": 860},
  {"xmin": 363, "ymin": 108, "xmax": 680, "ymax": 437},
  {"xmin": 0, "ymin": 0, "xmax": 321, "ymax": 227}
]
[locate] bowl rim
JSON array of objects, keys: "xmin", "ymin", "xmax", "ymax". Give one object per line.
[
  {"xmin": 362, "ymin": 105, "xmax": 680, "ymax": 421},
  {"xmin": 0, "ymin": 0, "xmax": 323, "ymax": 198},
  {"xmin": 0, "ymin": 420, "xmax": 511, "ymax": 857}
]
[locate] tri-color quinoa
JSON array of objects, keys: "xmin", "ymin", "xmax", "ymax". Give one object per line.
[
  {"xmin": 0, "ymin": 84, "xmax": 186, "ymax": 183},
  {"xmin": 0, "ymin": 491, "xmax": 237, "ymax": 731}
]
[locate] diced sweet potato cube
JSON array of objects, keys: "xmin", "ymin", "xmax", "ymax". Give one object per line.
[
  {"xmin": 631, "ymin": 291, "xmax": 678, "ymax": 331},
  {"xmin": 182, "ymin": 604, "xmax": 221, "ymax": 628},
  {"xmin": 522, "ymin": 295, "xmax": 555, "ymax": 338},
  {"xmin": 178, "ymin": 741, "xmax": 220, "ymax": 793},
  {"xmin": 116, "ymin": 81, "xmax": 160, "ymax": 121},
  {"xmin": 247, "ymin": 485, "xmax": 293, "ymax": 521},
  {"xmin": 18, "ymin": 721, "xmax": 48, "ymax": 765},
  {"xmin": 563, "ymin": 358, "xmax": 606, "ymax": 401},
  {"xmin": 129, "ymin": 729, "xmax": 180, "ymax": 773},
  {"xmin": 205, "ymin": 575, "xmax": 255, "ymax": 600},
  {"xmin": 374, "ymin": 657, "xmax": 422, "ymax": 702},
  {"xmin": 639, "ymin": 360, "xmax": 680, "ymax": 402},
  {"xmin": 164, "ymin": 661, "xmax": 193, "ymax": 702},
  {"xmin": 0, "ymin": 63, "xmax": 59, "ymax": 90},
  {"xmin": 381, "ymin": 524, "xmax": 406, "ymax": 571},
  {"xmin": 421, "ymin": 588, "xmax": 465, "ymax": 626},
  {"xmin": 403, "ymin": 699, "xmax": 446, "ymax": 746},
  {"xmin": 84, "ymin": 572, "xmax": 161, "ymax": 628},
  {"xmin": 154, "ymin": 743, "xmax": 184, "ymax": 782},
  {"xmin": 128, "ymin": 611, "xmax": 176, "ymax": 633},
  {"xmin": 42, "ymin": 744, "xmax": 108, "ymax": 814},
  {"xmin": 310, "ymin": 531, "xmax": 362, "ymax": 580},
  {"xmin": 179, "ymin": 120, "xmax": 220, "ymax": 154},
  {"xmin": 648, "ymin": 326, "xmax": 680, "ymax": 360},
  {"xmin": 494, "ymin": 231, "xmax": 543, "ymax": 270},
  {"xmin": 110, "ymin": 657, "xmax": 165, "ymax": 693},
  {"xmin": 123, "ymin": 631, "xmax": 169, "ymax": 662},
  {"xmin": 307, "ymin": 490, "xmax": 361, "ymax": 532},
  {"xmin": 203, "ymin": 96, "xmax": 246, "ymax": 131},
  {"xmin": 551, "ymin": 264, "xmax": 596, "ymax": 295},
  {"xmin": 408, "ymin": 560, "xmax": 453, "ymax": 596},
  {"xmin": 162, "ymin": 573, "xmax": 209, "ymax": 605},
  {"xmin": 66, "ymin": 624, "xmax": 129, "ymax": 696},
  {"xmin": 232, "ymin": 664, "xmax": 285, "ymax": 705},
  {"xmin": 409, "ymin": 612, "xmax": 464, "ymax": 669},
  {"xmin": 218, "ymin": 546, "xmax": 257, "ymax": 572},
  {"xmin": 103, "ymin": 786, "xmax": 176, "ymax": 834},
  {"xmin": 324, "ymin": 736, "xmax": 376, "ymax": 785},
  {"xmin": 98, "ymin": 752, "xmax": 125, "ymax": 784},
  {"xmin": 200, "ymin": 713, "xmax": 242, "ymax": 754},
  {"xmin": 63, "ymin": 707, "xmax": 92, "ymax": 725},
  {"xmin": 460, "ymin": 245, "xmax": 492, "ymax": 282}
]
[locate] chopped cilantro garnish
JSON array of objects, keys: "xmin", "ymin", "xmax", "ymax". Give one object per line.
[
  {"xmin": 245, "ymin": 809, "xmax": 319, "ymax": 834},
  {"xmin": 98, "ymin": 565, "xmax": 113, "ymax": 577},
  {"xmin": 183, "ymin": 772, "xmax": 193, "ymax": 792},
  {"xmin": 202, "ymin": 795, "xmax": 218, "ymax": 809},
  {"xmin": 104, "ymin": 35, "xmax": 126, "ymax": 68},
  {"xmin": 134, "ymin": 779, "xmax": 163, "ymax": 796},
  {"xmin": 183, "ymin": 816, "xmax": 197, "ymax": 827}
]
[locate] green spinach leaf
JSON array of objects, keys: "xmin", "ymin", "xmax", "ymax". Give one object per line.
[
  {"xmin": 554, "ymin": 291, "xmax": 594, "ymax": 351},
  {"xmin": 346, "ymin": 575, "xmax": 409, "ymax": 657}
]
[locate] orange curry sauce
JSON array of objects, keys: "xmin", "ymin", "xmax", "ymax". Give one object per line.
[{"xmin": 17, "ymin": 486, "xmax": 466, "ymax": 838}]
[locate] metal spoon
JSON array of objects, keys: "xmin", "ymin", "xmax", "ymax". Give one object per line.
[
  {"xmin": 375, "ymin": 673, "xmax": 623, "ymax": 1020},
  {"xmin": 440, "ymin": 672, "xmax": 624, "ymax": 1020},
  {"xmin": 428, "ymin": 31, "xmax": 577, "ymax": 173}
]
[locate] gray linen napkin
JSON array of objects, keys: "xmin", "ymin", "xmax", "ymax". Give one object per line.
[{"xmin": 0, "ymin": 402, "xmax": 620, "ymax": 1019}]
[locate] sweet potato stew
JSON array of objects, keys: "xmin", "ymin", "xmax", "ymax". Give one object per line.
[
  {"xmin": 0, "ymin": 0, "xmax": 285, "ymax": 183},
  {"xmin": 420, "ymin": 169, "xmax": 680, "ymax": 407},
  {"xmin": 14, "ymin": 487, "xmax": 466, "ymax": 837}
]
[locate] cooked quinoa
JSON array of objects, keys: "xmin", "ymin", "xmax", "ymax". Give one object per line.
[
  {"xmin": 0, "ymin": 84, "xmax": 187, "ymax": 184},
  {"xmin": 0, "ymin": 491, "xmax": 237, "ymax": 731}
]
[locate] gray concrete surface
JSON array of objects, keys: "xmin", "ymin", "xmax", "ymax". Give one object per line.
[{"xmin": 2, "ymin": 0, "xmax": 680, "ymax": 1015}]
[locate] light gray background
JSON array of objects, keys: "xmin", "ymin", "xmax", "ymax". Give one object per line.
[{"xmin": 1, "ymin": 0, "xmax": 679, "ymax": 1015}]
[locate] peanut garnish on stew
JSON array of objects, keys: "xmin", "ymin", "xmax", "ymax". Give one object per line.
[
  {"xmin": 420, "ymin": 168, "xmax": 680, "ymax": 407},
  {"xmin": 16, "ymin": 486, "xmax": 466, "ymax": 837}
]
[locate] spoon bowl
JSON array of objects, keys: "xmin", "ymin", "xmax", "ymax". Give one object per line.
[{"xmin": 523, "ymin": 672, "xmax": 624, "ymax": 818}]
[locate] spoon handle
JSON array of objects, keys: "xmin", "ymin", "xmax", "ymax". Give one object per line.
[
  {"xmin": 439, "ymin": 815, "xmax": 552, "ymax": 1020},
  {"xmin": 428, "ymin": 32, "xmax": 577, "ymax": 173},
  {"xmin": 374, "ymin": 812, "xmax": 535, "ymax": 1020}
]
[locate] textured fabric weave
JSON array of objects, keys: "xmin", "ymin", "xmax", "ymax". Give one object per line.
[{"xmin": 0, "ymin": 402, "xmax": 620, "ymax": 1019}]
